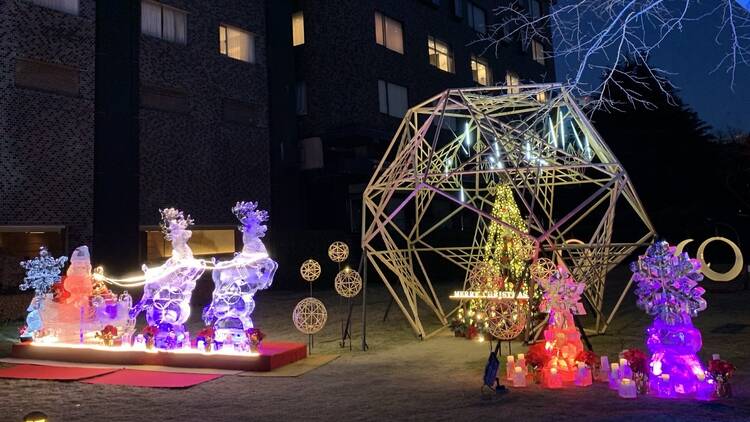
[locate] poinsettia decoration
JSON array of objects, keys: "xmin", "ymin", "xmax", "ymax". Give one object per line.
[
  {"xmin": 101, "ymin": 325, "xmax": 118, "ymax": 337},
  {"xmin": 622, "ymin": 348, "xmax": 648, "ymax": 374},
  {"xmin": 708, "ymin": 359, "xmax": 736, "ymax": 381},
  {"xmin": 142, "ymin": 325, "xmax": 158, "ymax": 339},
  {"xmin": 246, "ymin": 327, "xmax": 265, "ymax": 342},
  {"xmin": 526, "ymin": 342, "xmax": 551, "ymax": 371},
  {"xmin": 576, "ymin": 350, "xmax": 598, "ymax": 368}
]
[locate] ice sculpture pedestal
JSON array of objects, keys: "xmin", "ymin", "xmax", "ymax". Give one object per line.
[
  {"xmin": 10, "ymin": 341, "xmax": 307, "ymax": 372},
  {"xmin": 646, "ymin": 318, "xmax": 713, "ymax": 398}
]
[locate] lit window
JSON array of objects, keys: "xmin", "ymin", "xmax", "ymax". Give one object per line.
[
  {"xmin": 378, "ymin": 80, "xmax": 408, "ymax": 118},
  {"xmin": 467, "ymin": 2, "xmax": 486, "ymax": 33},
  {"xmin": 536, "ymin": 91, "xmax": 547, "ymax": 102},
  {"xmin": 470, "ymin": 55, "xmax": 491, "ymax": 86},
  {"xmin": 532, "ymin": 40, "xmax": 545, "ymax": 65},
  {"xmin": 27, "ymin": 0, "xmax": 78, "ymax": 15},
  {"xmin": 428, "ymin": 36, "xmax": 454, "ymax": 73},
  {"xmin": 374, "ymin": 12, "xmax": 404, "ymax": 54},
  {"xmin": 296, "ymin": 81, "xmax": 307, "ymax": 115},
  {"xmin": 141, "ymin": 1, "xmax": 187, "ymax": 44},
  {"xmin": 506, "ymin": 72, "xmax": 520, "ymax": 94},
  {"xmin": 219, "ymin": 25, "xmax": 255, "ymax": 63},
  {"xmin": 528, "ymin": 0, "xmax": 542, "ymax": 19},
  {"xmin": 292, "ymin": 11, "xmax": 305, "ymax": 46}
]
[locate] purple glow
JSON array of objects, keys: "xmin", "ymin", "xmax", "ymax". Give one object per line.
[{"xmin": 631, "ymin": 241, "xmax": 712, "ymax": 399}]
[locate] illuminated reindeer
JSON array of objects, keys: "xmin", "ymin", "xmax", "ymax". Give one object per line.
[
  {"xmin": 203, "ymin": 201, "xmax": 277, "ymax": 347},
  {"xmin": 131, "ymin": 208, "xmax": 205, "ymax": 349}
]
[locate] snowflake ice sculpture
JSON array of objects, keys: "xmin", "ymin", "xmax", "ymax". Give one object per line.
[
  {"xmin": 203, "ymin": 201, "xmax": 277, "ymax": 347},
  {"xmin": 19, "ymin": 247, "xmax": 68, "ymax": 295},
  {"xmin": 539, "ymin": 266, "xmax": 586, "ymax": 383},
  {"xmin": 630, "ymin": 241, "xmax": 712, "ymax": 398},
  {"xmin": 539, "ymin": 266, "xmax": 586, "ymax": 328},
  {"xmin": 131, "ymin": 208, "xmax": 205, "ymax": 349},
  {"xmin": 631, "ymin": 241, "xmax": 706, "ymax": 325},
  {"xmin": 19, "ymin": 247, "xmax": 68, "ymax": 337}
]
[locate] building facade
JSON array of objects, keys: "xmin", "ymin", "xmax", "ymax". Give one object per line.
[
  {"xmin": 0, "ymin": 0, "xmax": 271, "ymax": 283},
  {"xmin": 269, "ymin": 0, "xmax": 555, "ymax": 235},
  {"xmin": 0, "ymin": 0, "xmax": 553, "ymax": 287}
]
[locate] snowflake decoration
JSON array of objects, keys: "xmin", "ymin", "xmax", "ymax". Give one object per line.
[
  {"xmin": 19, "ymin": 247, "xmax": 68, "ymax": 295},
  {"xmin": 232, "ymin": 201, "xmax": 268, "ymax": 238},
  {"xmin": 538, "ymin": 266, "xmax": 585, "ymax": 318},
  {"xmin": 630, "ymin": 241, "xmax": 706, "ymax": 325},
  {"xmin": 159, "ymin": 208, "xmax": 194, "ymax": 240}
]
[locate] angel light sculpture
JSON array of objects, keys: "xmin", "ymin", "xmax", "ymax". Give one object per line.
[
  {"xmin": 131, "ymin": 208, "xmax": 206, "ymax": 349},
  {"xmin": 203, "ymin": 201, "xmax": 277, "ymax": 348},
  {"xmin": 539, "ymin": 266, "xmax": 586, "ymax": 383},
  {"xmin": 19, "ymin": 247, "xmax": 68, "ymax": 338},
  {"xmin": 631, "ymin": 241, "xmax": 712, "ymax": 398}
]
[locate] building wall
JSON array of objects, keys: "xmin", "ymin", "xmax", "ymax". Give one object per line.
[
  {"xmin": 289, "ymin": 0, "xmax": 555, "ymax": 230},
  {"xmin": 0, "ymin": 0, "xmax": 96, "ymax": 249},
  {"xmin": 138, "ymin": 0, "xmax": 271, "ymax": 228}
]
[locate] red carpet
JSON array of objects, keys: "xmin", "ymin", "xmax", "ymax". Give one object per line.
[
  {"xmin": 81, "ymin": 369, "xmax": 223, "ymax": 388},
  {"xmin": 0, "ymin": 364, "xmax": 117, "ymax": 381}
]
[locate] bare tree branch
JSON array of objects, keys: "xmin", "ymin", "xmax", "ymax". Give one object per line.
[{"xmin": 478, "ymin": 0, "xmax": 750, "ymax": 111}]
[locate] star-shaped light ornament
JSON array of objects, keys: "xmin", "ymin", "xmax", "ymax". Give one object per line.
[{"xmin": 538, "ymin": 266, "xmax": 586, "ymax": 324}]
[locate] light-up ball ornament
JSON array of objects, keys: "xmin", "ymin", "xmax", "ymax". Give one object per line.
[
  {"xmin": 334, "ymin": 268, "xmax": 362, "ymax": 298},
  {"xmin": 530, "ymin": 258, "xmax": 556, "ymax": 282},
  {"xmin": 23, "ymin": 411, "xmax": 48, "ymax": 422},
  {"xmin": 292, "ymin": 297, "xmax": 328, "ymax": 334},
  {"xmin": 327, "ymin": 241, "xmax": 349, "ymax": 263},
  {"xmin": 485, "ymin": 300, "xmax": 527, "ymax": 340},
  {"xmin": 300, "ymin": 259, "xmax": 321, "ymax": 282}
]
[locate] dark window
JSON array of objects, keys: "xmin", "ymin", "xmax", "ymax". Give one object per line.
[
  {"xmin": 140, "ymin": 85, "xmax": 189, "ymax": 113},
  {"xmin": 223, "ymin": 99, "xmax": 257, "ymax": 125},
  {"xmin": 15, "ymin": 58, "xmax": 79, "ymax": 96}
]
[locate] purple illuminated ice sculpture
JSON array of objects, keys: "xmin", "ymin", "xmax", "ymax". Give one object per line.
[{"xmin": 630, "ymin": 241, "xmax": 713, "ymax": 398}]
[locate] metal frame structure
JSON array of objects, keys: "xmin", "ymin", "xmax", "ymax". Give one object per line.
[{"xmin": 361, "ymin": 84, "xmax": 655, "ymax": 339}]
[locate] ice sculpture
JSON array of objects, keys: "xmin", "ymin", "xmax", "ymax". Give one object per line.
[
  {"xmin": 31, "ymin": 246, "xmax": 134, "ymax": 343},
  {"xmin": 131, "ymin": 208, "xmax": 206, "ymax": 349},
  {"xmin": 203, "ymin": 201, "xmax": 277, "ymax": 348},
  {"xmin": 630, "ymin": 241, "xmax": 712, "ymax": 398},
  {"xmin": 539, "ymin": 266, "xmax": 586, "ymax": 384},
  {"xmin": 19, "ymin": 247, "xmax": 68, "ymax": 338}
]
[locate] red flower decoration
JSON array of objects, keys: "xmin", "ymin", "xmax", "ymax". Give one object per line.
[
  {"xmin": 622, "ymin": 348, "xmax": 648, "ymax": 374},
  {"xmin": 141, "ymin": 325, "xmax": 158, "ymax": 338},
  {"xmin": 101, "ymin": 325, "xmax": 118, "ymax": 336},
  {"xmin": 246, "ymin": 328, "xmax": 265, "ymax": 342},
  {"xmin": 197, "ymin": 326, "xmax": 215, "ymax": 340},
  {"xmin": 708, "ymin": 359, "xmax": 736, "ymax": 378},
  {"xmin": 51, "ymin": 282, "xmax": 70, "ymax": 303},
  {"xmin": 576, "ymin": 350, "xmax": 598, "ymax": 368},
  {"xmin": 526, "ymin": 342, "xmax": 551, "ymax": 370}
]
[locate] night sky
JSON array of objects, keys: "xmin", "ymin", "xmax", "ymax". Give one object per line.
[{"xmin": 556, "ymin": 3, "xmax": 750, "ymax": 134}]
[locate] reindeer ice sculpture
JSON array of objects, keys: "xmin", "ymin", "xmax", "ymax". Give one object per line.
[
  {"xmin": 203, "ymin": 201, "xmax": 277, "ymax": 348},
  {"xmin": 131, "ymin": 208, "xmax": 206, "ymax": 349}
]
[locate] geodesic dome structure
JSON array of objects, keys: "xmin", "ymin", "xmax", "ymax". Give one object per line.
[{"xmin": 361, "ymin": 84, "xmax": 655, "ymax": 339}]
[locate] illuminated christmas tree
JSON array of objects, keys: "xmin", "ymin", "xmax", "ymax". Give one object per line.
[{"xmin": 452, "ymin": 185, "xmax": 533, "ymax": 341}]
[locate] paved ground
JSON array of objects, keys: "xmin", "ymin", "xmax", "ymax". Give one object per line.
[{"xmin": 1, "ymin": 268, "xmax": 749, "ymax": 422}]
